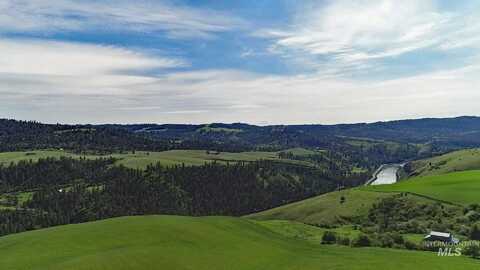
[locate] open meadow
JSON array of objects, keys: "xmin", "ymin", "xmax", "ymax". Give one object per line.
[
  {"xmin": 0, "ymin": 149, "xmax": 314, "ymax": 169},
  {"xmin": 0, "ymin": 215, "xmax": 478, "ymax": 270}
]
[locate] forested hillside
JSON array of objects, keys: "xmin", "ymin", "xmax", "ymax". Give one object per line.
[
  {"xmin": 4, "ymin": 116, "xmax": 480, "ymax": 155},
  {"xmin": 0, "ymin": 157, "xmax": 362, "ymax": 236}
]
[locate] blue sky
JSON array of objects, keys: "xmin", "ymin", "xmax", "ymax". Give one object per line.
[{"xmin": 1, "ymin": 0, "xmax": 480, "ymax": 124}]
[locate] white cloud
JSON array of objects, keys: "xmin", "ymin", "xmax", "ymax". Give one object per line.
[
  {"xmin": 3, "ymin": 46, "xmax": 480, "ymax": 124},
  {"xmin": 0, "ymin": 0, "xmax": 245, "ymax": 39},
  {"xmin": 0, "ymin": 38, "xmax": 184, "ymax": 96},
  {"xmin": 0, "ymin": 39, "xmax": 185, "ymax": 76},
  {"xmin": 261, "ymin": 0, "xmax": 480, "ymax": 73}
]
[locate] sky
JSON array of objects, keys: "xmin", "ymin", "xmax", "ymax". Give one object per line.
[{"xmin": 1, "ymin": 0, "xmax": 480, "ymax": 125}]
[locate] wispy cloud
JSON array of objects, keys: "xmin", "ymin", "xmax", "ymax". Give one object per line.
[
  {"xmin": 0, "ymin": 0, "xmax": 246, "ymax": 39},
  {"xmin": 0, "ymin": 38, "xmax": 185, "ymax": 96},
  {"xmin": 259, "ymin": 0, "xmax": 480, "ymax": 75},
  {"xmin": 0, "ymin": 39, "xmax": 185, "ymax": 76}
]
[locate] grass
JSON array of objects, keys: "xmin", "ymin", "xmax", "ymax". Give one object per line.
[
  {"xmin": 280, "ymin": 147, "xmax": 319, "ymax": 156},
  {"xmin": 0, "ymin": 215, "xmax": 478, "ymax": 270},
  {"xmin": 254, "ymin": 220, "xmax": 361, "ymax": 244},
  {"xmin": 0, "ymin": 150, "xmax": 99, "ymax": 165},
  {"xmin": 0, "ymin": 149, "xmax": 300, "ymax": 170},
  {"xmin": 363, "ymin": 170, "xmax": 480, "ymax": 205},
  {"xmin": 247, "ymin": 189, "xmax": 393, "ymax": 226},
  {"xmin": 0, "ymin": 191, "xmax": 34, "ymax": 209},
  {"xmin": 410, "ymin": 148, "xmax": 480, "ymax": 177}
]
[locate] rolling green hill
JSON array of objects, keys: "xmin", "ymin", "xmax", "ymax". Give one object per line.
[
  {"xmin": 0, "ymin": 215, "xmax": 478, "ymax": 270},
  {"xmin": 409, "ymin": 148, "xmax": 480, "ymax": 177},
  {"xmin": 364, "ymin": 170, "xmax": 480, "ymax": 205},
  {"xmin": 247, "ymin": 189, "xmax": 393, "ymax": 226}
]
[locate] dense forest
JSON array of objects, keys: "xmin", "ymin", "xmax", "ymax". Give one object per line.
[{"xmin": 0, "ymin": 157, "xmax": 363, "ymax": 236}]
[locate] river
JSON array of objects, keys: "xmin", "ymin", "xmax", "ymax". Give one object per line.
[{"xmin": 367, "ymin": 164, "xmax": 404, "ymax": 185}]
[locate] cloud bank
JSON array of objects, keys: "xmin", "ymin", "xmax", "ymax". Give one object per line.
[{"xmin": 1, "ymin": 38, "xmax": 479, "ymax": 124}]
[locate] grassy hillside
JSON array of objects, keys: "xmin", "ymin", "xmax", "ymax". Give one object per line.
[
  {"xmin": 0, "ymin": 215, "xmax": 478, "ymax": 270},
  {"xmin": 0, "ymin": 149, "xmax": 303, "ymax": 169},
  {"xmin": 254, "ymin": 220, "xmax": 362, "ymax": 244},
  {"xmin": 364, "ymin": 170, "xmax": 480, "ymax": 205},
  {"xmin": 409, "ymin": 148, "xmax": 480, "ymax": 177},
  {"xmin": 247, "ymin": 189, "xmax": 393, "ymax": 226}
]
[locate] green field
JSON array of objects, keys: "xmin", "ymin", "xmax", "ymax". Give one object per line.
[
  {"xmin": 0, "ymin": 150, "xmax": 99, "ymax": 165},
  {"xmin": 364, "ymin": 170, "xmax": 480, "ymax": 205},
  {"xmin": 410, "ymin": 149, "xmax": 480, "ymax": 177},
  {"xmin": 247, "ymin": 189, "xmax": 393, "ymax": 226},
  {"xmin": 112, "ymin": 150, "xmax": 283, "ymax": 168},
  {"xmin": 255, "ymin": 220, "xmax": 362, "ymax": 244},
  {"xmin": 0, "ymin": 215, "xmax": 477, "ymax": 270},
  {"xmin": 0, "ymin": 149, "xmax": 303, "ymax": 169}
]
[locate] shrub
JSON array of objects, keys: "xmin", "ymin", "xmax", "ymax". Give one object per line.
[
  {"xmin": 468, "ymin": 212, "xmax": 480, "ymax": 222},
  {"xmin": 390, "ymin": 232, "xmax": 405, "ymax": 245},
  {"xmin": 353, "ymin": 234, "xmax": 371, "ymax": 247},
  {"xmin": 378, "ymin": 234, "xmax": 394, "ymax": 248},
  {"xmin": 404, "ymin": 240, "xmax": 417, "ymax": 250},
  {"xmin": 463, "ymin": 244, "xmax": 480, "ymax": 259},
  {"xmin": 458, "ymin": 225, "xmax": 471, "ymax": 236},
  {"xmin": 470, "ymin": 224, "xmax": 480, "ymax": 240},
  {"xmin": 336, "ymin": 236, "xmax": 350, "ymax": 246},
  {"xmin": 321, "ymin": 231, "xmax": 337, "ymax": 244}
]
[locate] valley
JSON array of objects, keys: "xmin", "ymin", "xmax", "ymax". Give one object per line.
[{"xmin": 2, "ymin": 117, "xmax": 480, "ymax": 269}]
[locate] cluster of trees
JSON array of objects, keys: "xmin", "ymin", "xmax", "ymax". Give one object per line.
[
  {"xmin": 0, "ymin": 157, "xmax": 358, "ymax": 236},
  {"xmin": 342, "ymin": 194, "xmax": 480, "ymax": 251},
  {"xmin": 321, "ymin": 230, "xmax": 416, "ymax": 250},
  {"xmin": 363, "ymin": 194, "xmax": 480, "ymax": 235},
  {"xmin": 316, "ymin": 194, "xmax": 480, "ymax": 254}
]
